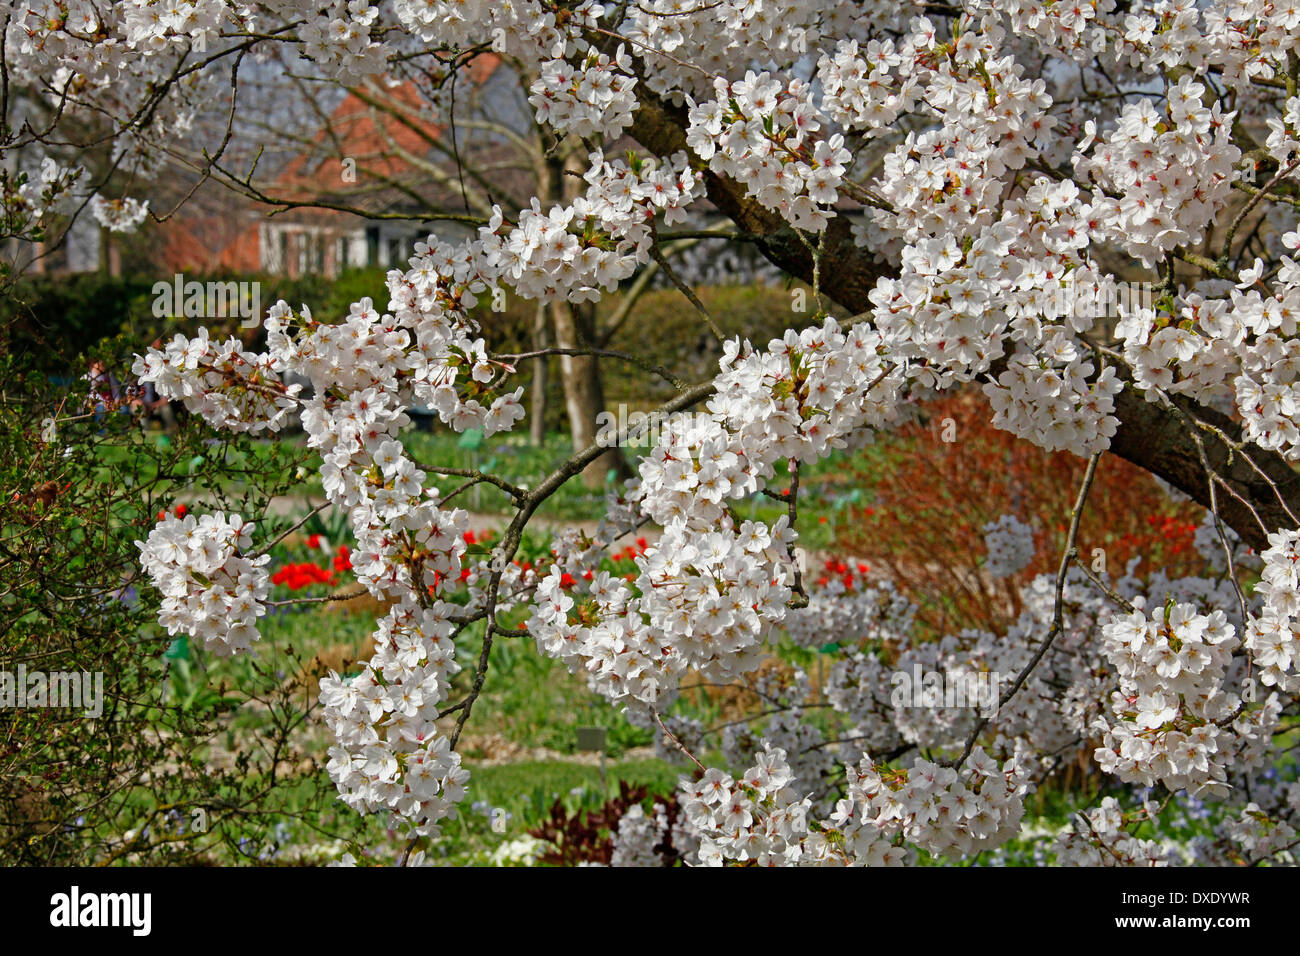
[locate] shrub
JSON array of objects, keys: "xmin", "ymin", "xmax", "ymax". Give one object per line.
[
  {"xmin": 833, "ymin": 389, "xmax": 1209, "ymax": 640},
  {"xmin": 0, "ymin": 334, "xmax": 355, "ymax": 864},
  {"xmin": 527, "ymin": 780, "xmax": 684, "ymax": 866}
]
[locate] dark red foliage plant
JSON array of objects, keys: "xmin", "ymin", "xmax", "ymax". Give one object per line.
[{"xmin": 527, "ymin": 781, "xmax": 684, "ymax": 867}]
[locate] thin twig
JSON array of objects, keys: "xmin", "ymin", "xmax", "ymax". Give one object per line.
[{"xmin": 949, "ymin": 452, "xmax": 1102, "ymax": 770}]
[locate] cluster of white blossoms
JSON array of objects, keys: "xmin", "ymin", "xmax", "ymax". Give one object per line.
[
  {"xmin": 1221, "ymin": 799, "xmax": 1299, "ymax": 862},
  {"xmin": 350, "ymin": 498, "xmax": 470, "ymax": 599},
  {"xmin": 478, "ymin": 150, "xmax": 701, "ymax": 303},
  {"xmin": 681, "ymin": 744, "xmax": 821, "ymax": 866},
  {"xmin": 10, "ymin": 1, "xmax": 154, "ymax": 89},
  {"xmin": 983, "ymin": 345, "xmax": 1122, "ymax": 456},
  {"xmin": 636, "ymin": 520, "xmax": 796, "ymax": 686},
  {"xmin": 1094, "ymin": 603, "xmax": 1243, "ymax": 797},
  {"xmin": 864, "ymin": 21, "xmax": 1059, "ymax": 247},
  {"xmin": 1265, "ymin": 95, "xmax": 1300, "ymax": 168},
  {"xmin": 5, "ymin": 151, "xmax": 144, "ymax": 249},
  {"xmin": 132, "ymin": 329, "xmax": 302, "ymax": 433},
  {"xmin": 268, "ymin": 251, "xmax": 511, "ymax": 835},
  {"xmin": 625, "ymin": 0, "xmax": 825, "ymax": 100},
  {"xmin": 527, "ymin": 517, "xmax": 795, "ymax": 707},
  {"xmin": 727, "ymin": 708, "xmax": 840, "ymax": 814},
  {"xmin": 1114, "ymin": 289, "xmax": 1248, "ymax": 411},
  {"xmin": 848, "ymin": 19, "xmax": 1120, "ymax": 439},
  {"xmin": 296, "ymin": 1, "xmax": 387, "ymax": 82},
  {"xmin": 131, "ymin": 228, "xmax": 533, "ymax": 834},
  {"xmin": 982, "ymin": 514, "xmax": 1036, "ymax": 578},
  {"xmin": 392, "ymin": 0, "xmax": 500, "ymax": 47},
  {"xmin": 1105, "ymin": 252, "xmax": 1300, "ymax": 454},
  {"xmin": 816, "ymin": 37, "xmax": 923, "ymax": 133},
  {"xmin": 1234, "ymin": 326, "xmax": 1300, "ymax": 459},
  {"xmin": 683, "ymin": 743, "xmax": 1028, "ymax": 865},
  {"xmin": 1208, "ymin": 236, "xmax": 1300, "ymax": 461},
  {"xmin": 89, "ymin": 195, "xmax": 150, "ymax": 233},
  {"xmin": 120, "ymin": 0, "xmax": 228, "ymax": 51},
  {"xmin": 529, "ymin": 563, "xmax": 672, "ymax": 706},
  {"xmin": 1073, "ymin": 77, "xmax": 1239, "ymax": 269},
  {"xmin": 394, "ymin": 0, "xmax": 596, "ymax": 63},
  {"xmin": 687, "ymin": 72, "xmax": 851, "ymax": 231},
  {"xmin": 834, "ymin": 749, "xmax": 1030, "ymax": 861},
  {"xmin": 529, "ymin": 47, "xmax": 637, "ymax": 139},
  {"xmin": 969, "ymin": 0, "xmax": 1107, "ymax": 55},
  {"xmin": 319, "ymin": 598, "xmax": 468, "ymax": 836},
  {"xmin": 644, "ymin": 318, "xmax": 902, "ymax": 527},
  {"xmin": 1244, "ymin": 529, "xmax": 1300, "ymax": 693},
  {"xmin": 1052, "ymin": 797, "xmax": 1172, "ymax": 867},
  {"xmin": 135, "ymin": 513, "xmax": 269, "ymax": 657}
]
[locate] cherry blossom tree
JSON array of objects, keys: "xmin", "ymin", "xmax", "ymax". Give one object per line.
[{"xmin": 10, "ymin": 0, "xmax": 1300, "ymax": 865}]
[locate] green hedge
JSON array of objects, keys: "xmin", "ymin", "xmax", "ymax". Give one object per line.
[
  {"xmin": 2, "ymin": 268, "xmax": 809, "ymax": 400},
  {"xmin": 1, "ymin": 269, "xmax": 399, "ymax": 370}
]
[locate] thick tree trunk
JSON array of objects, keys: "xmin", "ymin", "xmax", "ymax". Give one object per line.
[
  {"xmin": 539, "ymin": 149, "xmax": 630, "ymax": 487},
  {"xmin": 627, "ymin": 91, "xmax": 1300, "ymax": 549},
  {"xmin": 1106, "ymin": 386, "xmax": 1300, "ymax": 553},
  {"xmin": 551, "ymin": 299, "xmax": 630, "ymax": 487},
  {"xmin": 529, "ymin": 302, "xmax": 548, "ymax": 447}
]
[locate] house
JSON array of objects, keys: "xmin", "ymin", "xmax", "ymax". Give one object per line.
[
  {"xmin": 14, "ymin": 54, "xmax": 514, "ymax": 279},
  {"xmin": 159, "ymin": 54, "xmax": 513, "ymax": 278}
]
